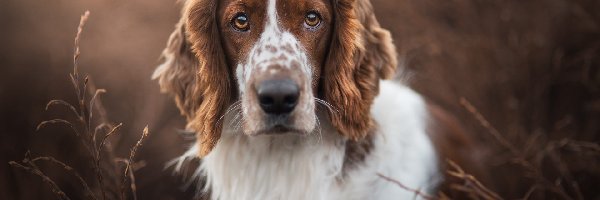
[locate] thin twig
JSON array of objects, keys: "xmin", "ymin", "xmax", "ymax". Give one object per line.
[
  {"xmin": 446, "ymin": 160, "xmax": 503, "ymax": 200},
  {"xmin": 73, "ymin": 11, "xmax": 90, "ymax": 76},
  {"xmin": 116, "ymin": 159, "xmax": 145, "ymax": 200},
  {"xmin": 36, "ymin": 119, "xmax": 81, "ymax": 136},
  {"xmin": 87, "ymin": 78, "xmax": 111, "ymax": 128},
  {"xmin": 30, "ymin": 157, "xmax": 98, "ymax": 200},
  {"xmin": 71, "ymin": 11, "xmax": 109, "ymax": 200},
  {"xmin": 9, "ymin": 161, "xmax": 71, "ymax": 200},
  {"xmin": 46, "ymin": 100, "xmax": 80, "ymax": 119},
  {"xmin": 460, "ymin": 97, "xmax": 576, "ymax": 200},
  {"xmin": 90, "ymin": 89, "xmax": 107, "ymax": 147},
  {"xmin": 121, "ymin": 126, "xmax": 149, "ymax": 200},
  {"xmin": 376, "ymin": 172, "xmax": 436, "ymax": 200},
  {"xmin": 98, "ymin": 123, "xmax": 123, "ymax": 154},
  {"xmin": 459, "ymin": 98, "xmax": 519, "ymax": 155}
]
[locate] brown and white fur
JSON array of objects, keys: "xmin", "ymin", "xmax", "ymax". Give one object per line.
[{"xmin": 154, "ymin": 0, "xmax": 483, "ymax": 199}]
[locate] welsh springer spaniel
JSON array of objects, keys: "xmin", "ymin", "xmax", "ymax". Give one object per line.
[{"xmin": 154, "ymin": 0, "xmax": 484, "ymax": 199}]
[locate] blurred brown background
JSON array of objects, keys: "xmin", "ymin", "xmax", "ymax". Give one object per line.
[{"xmin": 0, "ymin": 0, "xmax": 598, "ymax": 199}]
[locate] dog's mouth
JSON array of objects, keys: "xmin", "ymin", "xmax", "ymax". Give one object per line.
[
  {"xmin": 255, "ymin": 125, "xmax": 305, "ymax": 135},
  {"xmin": 248, "ymin": 114, "xmax": 310, "ymax": 136}
]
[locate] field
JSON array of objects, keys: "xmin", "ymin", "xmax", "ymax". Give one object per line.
[{"xmin": 1, "ymin": 0, "xmax": 598, "ymax": 199}]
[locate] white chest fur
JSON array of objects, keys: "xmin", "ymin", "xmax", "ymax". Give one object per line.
[{"xmin": 174, "ymin": 81, "xmax": 439, "ymax": 200}]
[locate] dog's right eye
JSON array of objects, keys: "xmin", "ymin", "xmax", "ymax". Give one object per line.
[{"xmin": 231, "ymin": 13, "xmax": 250, "ymax": 32}]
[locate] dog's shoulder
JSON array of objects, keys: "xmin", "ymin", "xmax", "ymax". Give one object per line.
[
  {"xmin": 361, "ymin": 80, "xmax": 441, "ymax": 198},
  {"xmin": 372, "ymin": 80, "xmax": 428, "ymax": 125}
]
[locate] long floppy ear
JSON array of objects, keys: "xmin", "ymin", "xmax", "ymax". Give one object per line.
[
  {"xmin": 322, "ymin": 0, "xmax": 398, "ymax": 140},
  {"xmin": 154, "ymin": 0, "xmax": 232, "ymax": 157},
  {"xmin": 153, "ymin": 17, "xmax": 200, "ymax": 119}
]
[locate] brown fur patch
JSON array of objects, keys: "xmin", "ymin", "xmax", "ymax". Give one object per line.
[
  {"xmin": 185, "ymin": 0, "xmax": 234, "ymax": 156},
  {"xmin": 321, "ymin": 0, "xmax": 398, "ymax": 142},
  {"xmin": 342, "ymin": 128, "xmax": 375, "ymax": 174}
]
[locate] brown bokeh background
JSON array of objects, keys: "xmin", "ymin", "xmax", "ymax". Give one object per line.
[{"xmin": 0, "ymin": 0, "xmax": 598, "ymax": 199}]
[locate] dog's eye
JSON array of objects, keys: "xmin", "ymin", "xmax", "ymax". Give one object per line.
[
  {"xmin": 231, "ymin": 13, "xmax": 250, "ymax": 32},
  {"xmin": 304, "ymin": 11, "xmax": 321, "ymax": 28}
]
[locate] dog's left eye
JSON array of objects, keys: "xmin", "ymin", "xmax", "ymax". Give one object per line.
[
  {"xmin": 231, "ymin": 13, "xmax": 250, "ymax": 32},
  {"xmin": 304, "ymin": 11, "xmax": 321, "ymax": 28}
]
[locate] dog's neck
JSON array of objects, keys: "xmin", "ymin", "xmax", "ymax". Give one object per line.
[{"xmin": 196, "ymin": 112, "xmax": 348, "ymax": 200}]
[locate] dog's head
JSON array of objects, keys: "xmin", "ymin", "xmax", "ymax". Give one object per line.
[{"xmin": 154, "ymin": 0, "xmax": 397, "ymax": 156}]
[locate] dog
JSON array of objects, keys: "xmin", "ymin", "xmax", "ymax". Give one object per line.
[{"xmin": 154, "ymin": 0, "xmax": 485, "ymax": 199}]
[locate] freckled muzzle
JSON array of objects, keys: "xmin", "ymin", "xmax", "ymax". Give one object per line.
[{"xmin": 239, "ymin": 34, "xmax": 316, "ymax": 135}]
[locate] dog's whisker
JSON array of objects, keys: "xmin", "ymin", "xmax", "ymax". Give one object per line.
[
  {"xmin": 314, "ymin": 98, "xmax": 340, "ymax": 114},
  {"xmin": 224, "ymin": 101, "xmax": 243, "ymax": 116},
  {"xmin": 314, "ymin": 98, "xmax": 336, "ymax": 111},
  {"xmin": 233, "ymin": 113, "xmax": 246, "ymax": 134},
  {"xmin": 216, "ymin": 101, "xmax": 242, "ymax": 125},
  {"xmin": 226, "ymin": 110, "xmax": 242, "ymax": 131},
  {"xmin": 313, "ymin": 115, "xmax": 323, "ymax": 145},
  {"xmin": 228, "ymin": 110, "xmax": 243, "ymax": 128},
  {"xmin": 213, "ymin": 101, "xmax": 242, "ymax": 134}
]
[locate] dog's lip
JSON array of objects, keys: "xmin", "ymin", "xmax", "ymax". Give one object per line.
[
  {"xmin": 252, "ymin": 124, "xmax": 306, "ymax": 136},
  {"xmin": 271, "ymin": 125, "xmax": 291, "ymax": 132}
]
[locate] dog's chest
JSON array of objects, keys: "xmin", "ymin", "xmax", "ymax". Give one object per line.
[{"xmin": 201, "ymin": 132, "xmax": 372, "ymax": 200}]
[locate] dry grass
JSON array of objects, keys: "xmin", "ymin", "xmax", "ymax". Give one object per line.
[
  {"xmin": 8, "ymin": 11, "xmax": 150, "ymax": 200},
  {"xmin": 378, "ymin": 159, "xmax": 502, "ymax": 200},
  {"xmin": 461, "ymin": 97, "xmax": 599, "ymax": 200},
  {"xmin": 442, "ymin": 160, "xmax": 502, "ymax": 200},
  {"xmin": 378, "ymin": 96, "xmax": 599, "ymax": 200}
]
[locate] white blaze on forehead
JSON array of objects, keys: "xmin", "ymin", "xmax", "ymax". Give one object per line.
[
  {"xmin": 236, "ymin": 64, "xmax": 245, "ymax": 93},
  {"xmin": 266, "ymin": 0, "xmax": 278, "ymax": 30},
  {"xmin": 237, "ymin": 0, "xmax": 313, "ymax": 93}
]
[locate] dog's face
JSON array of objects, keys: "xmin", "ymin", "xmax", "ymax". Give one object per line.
[
  {"xmin": 218, "ymin": 0, "xmax": 332, "ymax": 135},
  {"xmin": 154, "ymin": 0, "xmax": 398, "ymax": 156}
]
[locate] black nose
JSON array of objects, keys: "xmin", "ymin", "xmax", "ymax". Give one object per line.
[{"xmin": 257, "ymin": 79, "xmax": 300, "ymax": 115}]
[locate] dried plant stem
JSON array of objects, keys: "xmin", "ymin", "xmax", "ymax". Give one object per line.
[
  {"xmin": 446, "ymin": 160, "xmax": 502, "ymax": 200},
  {"xmin": 120, "ymin": 126, "xmax": 149, "ymax": 200},
  {"xmin": 46, "ymin": 100, "xmax": 80, "ymax": 118},
  {"xmin": 116, "ymin": 159, "xmax": 143, "ymax": 200},
  {"xmin": 11, "ymin": 10, "xmax": 150, "ymax": 200},
  {"xmin": 9, "ymin": 161, "xmax": 71, "ymax": 200},
  {"xmin": 90, "ymin": 88, "xmax": 107, "ymax": 146},
  {"xmin": 460, "ymin": 97, "xmax": 575, "ymax": 200},
  {"xmin": 459, "ymin": 98, "xmax": 518, "ymax": 155},
  {"xmin": 9, "ymin": 152, "xmax": 73, "ymax": 200},
  {"xmin": 73, "ymin": 11, "xmax": 90, "ymax": 76},
  {"xmin": 98, "ymin": 123, "xmax": 123, "ymax": 154},
  {"xmin": 376, "ymin": 173, "xmax": 436, "ymax": 200},
  {"xmin": 69, "ymin": 11, "xmax": 112, "ymax": 200},
  {"xmin": 30, "ymin": 157, "xmax": 98, "ymax": 200},
  {"xmin": 87, "ymin": 78, "xmax": 111, "ymax": 129},
  {"xmin": 36, "ymin": 119, "xmax": 80, "ymax": 136}
]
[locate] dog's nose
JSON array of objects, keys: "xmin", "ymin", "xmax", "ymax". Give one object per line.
[{"xmin": 257, "ymin": 79, "xmax": 300, "ymax": 115}]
